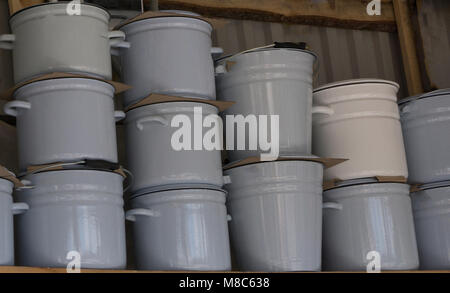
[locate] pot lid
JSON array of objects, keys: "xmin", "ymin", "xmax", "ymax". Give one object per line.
[
  {"xmin": 314, "ymin": 78, "xmax": 400, "ymax": 94},
  {"xmin": 398, "ymin": 88, "xmax": 450, "ymax": 105},
  {"xmin": 9, "ymin": 1, "xmax": 110, "ymax": 20},
  {"xmin": 115, "ymin": 10, "xmax": 214, "ymax": 30},
  {"xmin": 129, "ymin": 183, "xmax": 226, "ymax": 199},
  {"xmin": 216, "ymin": 42, "xmax": 317, "ymax": 63}
]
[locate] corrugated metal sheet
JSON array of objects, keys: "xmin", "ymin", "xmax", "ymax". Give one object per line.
[
  {"xmin": 417, "ymin": 0, "xmax": 450, "ymax": 90},
  {"xmin": 212, "ymin": 19, "xmax": 408, "ymax": 98}
]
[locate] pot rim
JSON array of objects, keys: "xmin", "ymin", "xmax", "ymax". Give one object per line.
[
  {"xmin": 412, "ymin": 180, "xmax": 450, "ymax": 193},
  {"xmin": 314, "ymin": 78, "xmax": 400, "ymax": 94},
  {"xmin": 119, "ymin": 12, "xmax": 212, "ymax": 31},
  {"xmin": 224, "ymin": 157, "xmax": 322, "ymax": 172},
  {"xmin": 324, "ymin": 182, "xmax": 410, "ymax": 199},
  {"xmin": 398, "ymin": 88, "xmax": 450, "ymax": 106},
  {"xmin": 125, "ymin": 101, "xmax": 219, "ymax": 117},
  {"xmin": 20, "ymin": 168, "xmax": 124, "ymax": 181},
  {"xmin": 9, "ymin": 1, "xmax": 110, "ymax": 20},
  {"xmin": 130, "ymin": 184, "xmax": 227, "ymax": 199},
  {"xmin": 216, "ymin": 46, "xmax": 317, "ymax": 63}
]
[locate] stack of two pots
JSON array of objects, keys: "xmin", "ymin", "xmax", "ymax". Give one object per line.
[
  {"xmin": 215, "ymin": 44, "xmax": 326, "ymax": 271},
  {"xmin": 313, "ymin": 79, "xmax": 419, "ymax": 271},
  {"xmin": 0, "ymin": 2, "xmax": 130, "ymax": 269},
  {"xmin": 117, "ymin": 11, "xmax": 231, "ymax": 271},
  {"xmin": 400, "ymin": 89, "xmax": 450, "ymax": 270}
]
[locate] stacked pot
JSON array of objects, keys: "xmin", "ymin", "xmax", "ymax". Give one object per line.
[
  {"xmin": 399, "ymin": 89, "xmax": 450, "ymax": 270},
  {"xmin": 312, "ymin": 79, "xmax": 419, "ymax": 271},
  {"xmin": 118, "ymin": 11, "xmax": 231, "ymax": 271},
  {"xmin": 1, "ymin": 2, "xmax": 129, "ymax": 268},
  {"xmin": 215, "ymin": 44, "xmax": 325, "ymax": 271}
]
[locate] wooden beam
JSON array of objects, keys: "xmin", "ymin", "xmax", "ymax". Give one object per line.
[
  {"xmin": 8, "ymin": 0, "xmax": 45, "ymax": 15},
  {"xmin": 151, "ymin": 0, "xmax": 397, "ymax": 32},
  {"xmin": 393, "ymin": 0, "xmax": 424, "ymax": 95}
]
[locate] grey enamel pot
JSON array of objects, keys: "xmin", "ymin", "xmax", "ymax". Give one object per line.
[
  {"xmin": 399, "ymin": 89, "xmax": 450, "ymax": 184},
  {"xmin": 126, "ymin": 188, "xmax": 231, "ymax": 271},
  {"xmin": 119, "ymin": 15, "xmax": 218, "ymax": 107},
  {"xmin": 4, "ymin": 78, "xmax": 124, "ymax": 171},
  {"xmin": 224, "ymin": 160, "xmax": 323, "ymax": 272},
  {"xmin": 215, "ymin": 48, "xmax": 317, "ymax": 161},
  {"xmin": 124, "ymin": 102, "xmax": 224, "ymax": 194},
  {"xmin": 411, "ymin": 182, "xmax": 450, "ymax": 270},
  {"xmin": 0, "ymin": 2, "xmax": 129, "ymax": 83},
  {"xmin": 0, "ymin": 178, "xmax": 28, "ymax": 266},
  {"xmin": 15, "ymin": 170, "xmax": 126, "ymax": 269},
  {"xmin": 322, "ymin": 183, "xmax": 419, "ymax": 271}
]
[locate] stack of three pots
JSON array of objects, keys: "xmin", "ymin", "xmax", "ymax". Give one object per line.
[
  {"xmin": 215, "ymin": 44, "xmax": 325, "ymax": 271},
  {"xmin": 0, "ymin": 2, "xmax": 130, "ymax": 269},
  {"xmin": 117, "ymin": 11, "xmax": 231, "ymax": 271},
  {"xmin": 400, "ymin": 89, "xmax": 450, "ymax": 270},
  {"xmin": 312, "ymin": 79, "xmax": 419, "ymax": 271}
]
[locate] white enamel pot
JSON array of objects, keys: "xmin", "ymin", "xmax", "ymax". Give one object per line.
[
  {"xmin": 126, "ymin": 188, "xmax": 231, "ymax": 271},
  {"xmin": 399, "ymin": 89, "xmax": 450, "ymax": 184},
  {"xmin": 224, "ymin": 160, "xmax": 323, "ymax": 272},
  {"xmin": 411, "ymin": 181, "xmax": 450, "ymax": 270},
  {"xmin": 4, "ymin": 78, "xmax": 124, "ymax": 171},
  {"xmin": 0, "ymin": 178, "xmax": 28, "ymax": 266},
  {"xmin": 14, "ymin": 169, "xmax": 126, "ymax": 269},
  {"xmin": 216, "ymin": 48, "xmax": 317, "ymax": 161},
  {"xmin": 323, "ymin": 183, "xmax": 419, "ymax": 271},
  {"xmin": 312, "ymin": 79, "xmax": 408, "ymax": 181},
  {"xmin": 124, "ymin": 102, "xmax": 224, "ymax": 194},
  {"xmin": 0, "ymin": 2, "xmax": 129, "ymax": 83},
  {"xmin": 119, "ymin": 15, "xmax": 219, "ymax": 107}
]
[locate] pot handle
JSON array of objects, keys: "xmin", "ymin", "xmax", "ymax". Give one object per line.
[
  {"xmin": 114, "ymin": 110, "xmax": 126, "ymax": 122},
  {"xmin": 312, "ymin": 106, "xmax": 334, "ymax": 117},
  {"xmin": 12, "ymin": 203, "xmax": 29, "ymax": 215},
  {"xmin": 323, "ymin": 202, "xmax": 343, "ymax": 210},
  {"xmin": 107, "ymin": 30, "xmax": 126, "ymax": 46},
  {"xmin": 4, "ymin": 100, "xmax": 31, "ymax": 117},
  {"xmin": 223, "ymin": 175, "xmax": 231, "ymax": 185},
  {"xmin": 227, "ymin": 215, "xmax": 232, "ymax": 222},
  {"xmin": 0, "ymin": 34, "xmax": 15, "ymax": 50},
  {"xmin": 126, "ymin": 208, "xmax": 159, "ymax": 222},
  {"xmin": 110, "ymin": 41, "xmax": 131, "ymax": 56},
  {"xmin": 211, "ymin": 47, "xmax": 224, "ymax": 60},
  {"xmin": 136, "ymin": 115, "xmax": 169, "ymax": 130}
]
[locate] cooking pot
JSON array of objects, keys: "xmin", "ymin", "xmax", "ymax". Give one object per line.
[
  {"xmin": 312, "ymin": 79, "xmax": 408, "ymax": 181},
  {"xmin": 0, "ymin": 2, "xmax": 129, "ymax": 83},
  {"xmin": 399, "ymin": 89, "xmax": 450, "ymax": 184},
  {"xmin": 126, "ymin": 188, "xmax": 231, "ymax": 271},
  {"xmin": 124, "ymin": 102, "xmax": 224, "ymax": 194},
  {"xmin": 119, "ymin": 14, "xmax": 219, "ymax": 107},
  {"xmin": 224, "ymin": 160, "xmax": 323, "ymax": 271},
  {"xmin": 323, "ymin": 182, "xmax": 419, "ymax": 271},
  {"xmin": 4, "ymin": 78, "xmax": 124, "ymax": 171},
  {"xmin": 216, "ymin": 47, "xmax": 318, "ymax": 162},
  {"xmin": 15, "ymin": 169, "xmax": 126, "ymax": 269}
]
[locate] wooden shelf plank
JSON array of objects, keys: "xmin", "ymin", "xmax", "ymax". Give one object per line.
[
  {"xmin": 8, "ymin": 0, "xmax": 45, "ymax": 15},
  {"xmin": 152, "ymin": 0, "xmax": 397, "ymax": 32}
]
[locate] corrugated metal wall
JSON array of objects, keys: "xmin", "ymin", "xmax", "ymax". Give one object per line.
[{"xmin": 212, "ymin": 19, "xmax": 408, "ymax": 98}]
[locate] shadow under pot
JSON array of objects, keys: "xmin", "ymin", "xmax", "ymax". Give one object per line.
[
  {"xmin": 14, "ymin": 169, "xmax": 126, "ymax": 269},
  {"xmin": 411, "ymin": 181, "xmax": 450, "ymax": 270},
  {"xmin": 4, "ymin": 78, "xmax": 124, "ymax": 172},
  {"xmin": 0, "ymin": 2, "xmax": 129, "ymax": 83},
  {"xmin": 126, "ymin": 188, "xmax": 231, "ymax": 271},
  {"xmin": 124, "ymin": 102, "xmax": 225, "ymax": 194},
  {"xmin": 322, "ymin": 182, "xmax": 419, "ymax": 271},
  {"xmin": 224, "ymin": 160, "xmax": 323, "ymax": 272},
  {"xmin": 119, "ymin": 15, "xmax": 219, "ymax": 108},
  {"xmin": 312, "ymin": 79, "xmax": 408, "ymax": 181},
  {"xmin": 215, "ymin": 47, "xmax": 317, "ymax": 162},
  {"xmin": 0, "ymin": 178, "xmax": 28, "ymax": 266},
  {"xmin": 399, "ymin": 89, "xmax": 450, "ymax": 184}
]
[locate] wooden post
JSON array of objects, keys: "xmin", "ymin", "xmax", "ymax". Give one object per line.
[
  {"xmin": 393, "ymin": 0, "xmax": 424, "ymax": 96},
  {"xmin": 8, "ymin": 0, "xmax": 45, "ymax": 15}
]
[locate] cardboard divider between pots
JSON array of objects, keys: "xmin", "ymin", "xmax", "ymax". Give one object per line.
[
  {"xmin": 114, "ymin": 11, "xmax": 222, "ymax": 30},
  {"xmin": 25, "ymin": 162, "xmax": 127, "ymax": 179},
  {"xmin": 0, "ymin": 165, "xmax": 23, "ymax": 188},
  {"xmin": 323, "ymin": 175, "xmax": 408, "ymax": 191},
  {"xmin": 125, "ymin": 93, "xmax": 235, "ymax": 113},
  {"xmin": 0, "ymin": 72, "xmax": 131, "ymax": 101},
  {"xmin": 223, "ymin": 156, "xmax": 347, "ymax": 171}
]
